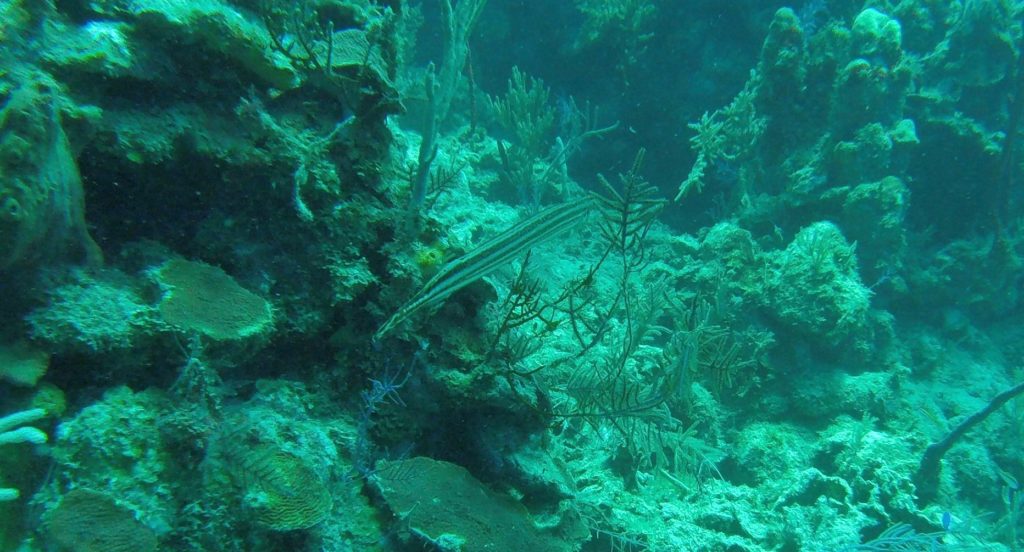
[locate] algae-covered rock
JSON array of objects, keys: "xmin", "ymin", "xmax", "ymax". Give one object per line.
[
  {"xmin": 817, "ymin": 416, "xmax": 919, "ymax": 519},
  {"xmin": 831, "ymin": 57, "xmax": 909, "ymax": 138},
  {"xmin": 841, "ymin": 175, "xmax": 910, "ymax": 277},
  {"xmin": 44, "ymin": 387, "xmax": 176, "ymax": 535},
  {"xmin": 757, "ymin": 8, "xmax": 806, "ymax": 104},
  {"xmin": 830, "ymin": 121, "xmax": 918, "ymax": 186},
  {"xmin": 697, "ymin": 221, "xmax": 763, "ymax": 296},
  {"xmin": 95, "ymin": 103, "xmax": 252, "ymax": 166},
  {"xmin": 41, "ymin": 20, "xmax": 141, "ymax": 79},
  {"xmin": 93, "ymin": 0, "xmax": 299, "ymax": 90},
  {"xmin": 829, "ymin": 10, "xmax": 910, "ymax": 139},
  {"xmin": 851, "ymin": 8, "xmax": 902, "ymax": 68},
  {"xmin": 790, "ymin": 369, "xmax": 897, "ymax": 421},
  {"xmin": 765, "ymin": 222, "xmax": 871, "ymax": 347},
  {"xmin": 733, "ymin": 422, "xmax": 815, "ymax": 489},
  {"xmin": 908, "ymin": 233, "xmax": 1024, "ymax": 320},
  {"xmin": 373, "ymin": 456, "xmax": 572, "ymax": 552},
  {"xmin": 27, "ymin": 269, "xmax": 160, "ymax": 352},
  {"xmin": 934, "ymin": 0, "xmax": 1018, "ymax": 88}
]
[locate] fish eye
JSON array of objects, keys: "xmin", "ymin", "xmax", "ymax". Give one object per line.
[{"xmin": 1, "ymin": 196, "xmax": 22, "ymax": 220}]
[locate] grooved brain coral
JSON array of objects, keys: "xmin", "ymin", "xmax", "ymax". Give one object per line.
[
  {"xmin": 44, "ymin": 488, "xmax": 157, "ymax": 552},
  {"xmin": 228, "ymin": 444, "xmax": 333, "ymax": 531},
  {"xmin": 156, "ymin": 259, "xmax": 273, "ymax": 340}
]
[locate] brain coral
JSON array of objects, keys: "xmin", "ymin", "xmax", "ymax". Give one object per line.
[
  {"xmin": 238, "ymin": 446, "xmax": 333, "ymax": 531},
  {"xmin": 156, "ymin": 259, "xmax": 273, "ymax": 340},
  {"xmin": 44, "ymin": 488, "xmax": 157, "ymax": 552}
]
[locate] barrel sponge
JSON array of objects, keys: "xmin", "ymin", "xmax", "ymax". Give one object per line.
[{"xmin": 155, "ymin": 259, "xmax": 273, "ymax": 340}]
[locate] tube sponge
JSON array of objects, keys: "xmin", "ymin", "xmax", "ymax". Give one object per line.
[{"xmin": 0, "ymin": 407, "xmax": 48, "ymax": 501}]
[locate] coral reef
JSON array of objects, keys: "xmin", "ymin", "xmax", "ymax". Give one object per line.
[{"xmin": 1, "ymin": 0, "xmax": 1023, "ymax": 550}]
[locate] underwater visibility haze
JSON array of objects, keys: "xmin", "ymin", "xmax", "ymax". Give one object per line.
[{"xmin": 2, "ymin": 0, "xmax": 1024, "ymax": 550}]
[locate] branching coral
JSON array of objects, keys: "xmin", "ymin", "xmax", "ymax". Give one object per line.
[
  {"xmin": 572, "ymin": 0, "xmax": 656, "ymax": 78},
  {"xmin": 490, "ymin": 66, "xmax": 556, "ymax": 158},
  {"xmin": 677, "ymin": 84, "xmax": 765, "ymax": 201}
]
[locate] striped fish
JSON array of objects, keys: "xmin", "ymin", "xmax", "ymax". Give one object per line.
[{"xmin": 374, "ymin": 199, "xmax": 594, "ymax": 340}]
